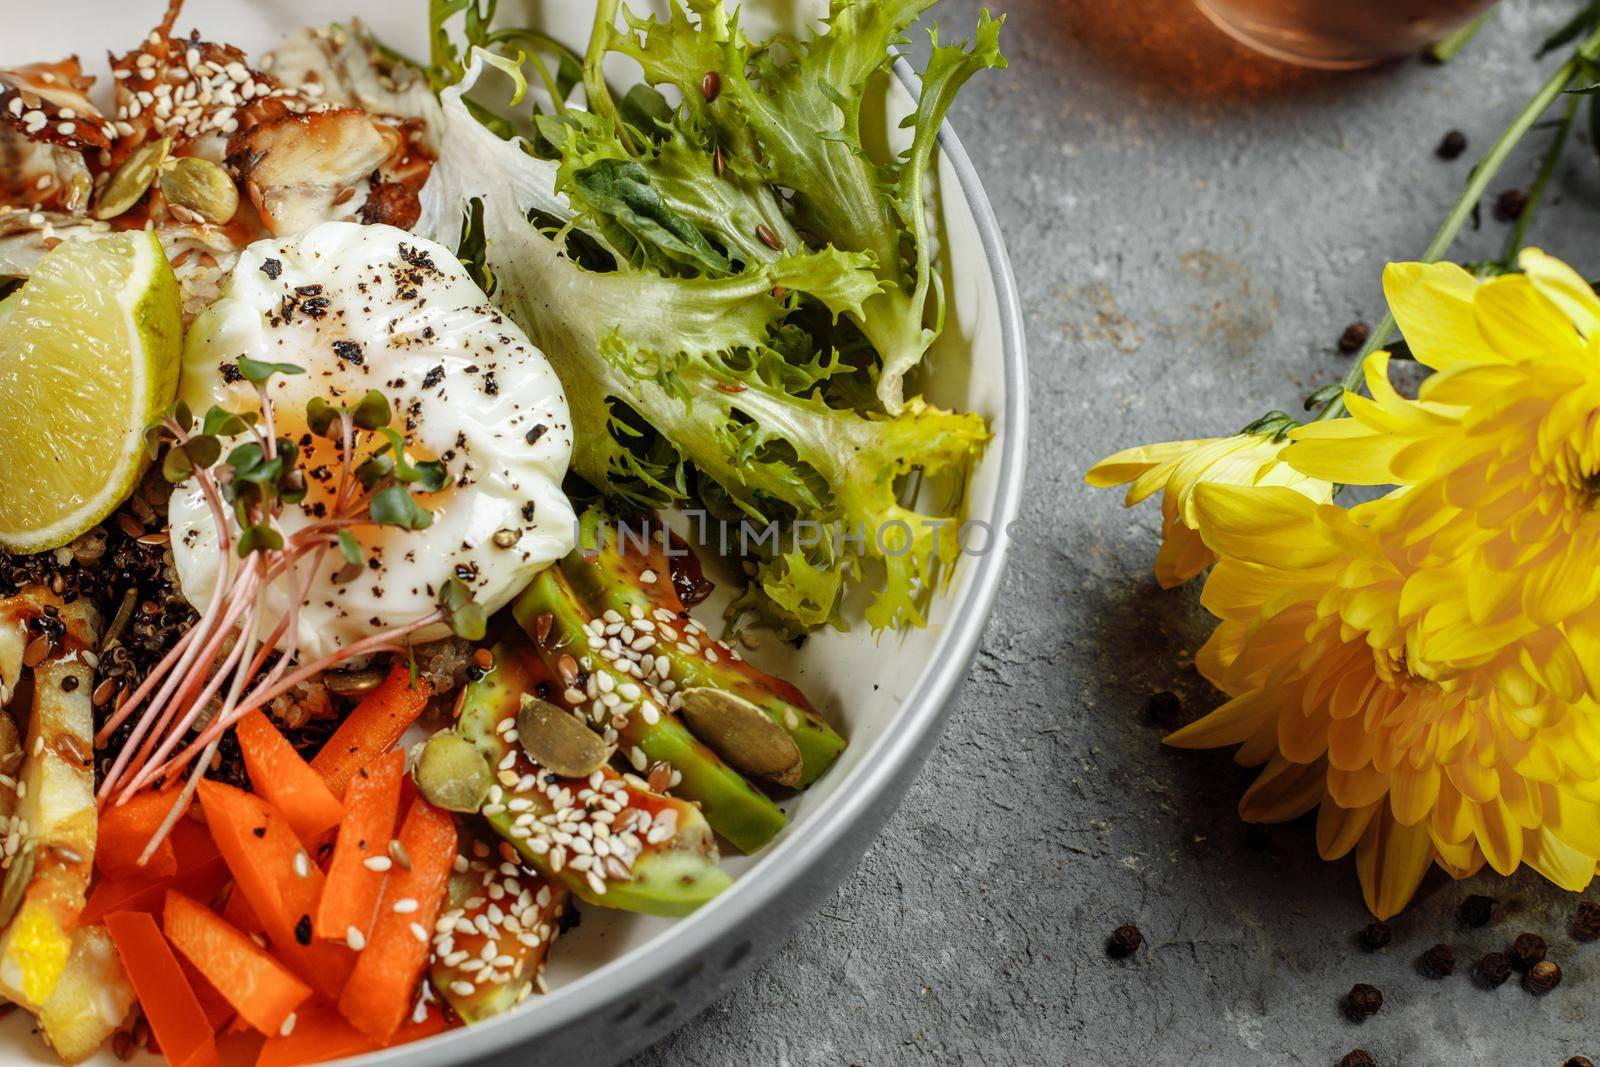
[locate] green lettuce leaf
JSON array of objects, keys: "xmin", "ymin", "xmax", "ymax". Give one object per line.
[
  {"xmin": 419, "ymin": 56, "xmax": 987, "ymax": 629},
  {"xmin": 588, "ymin": 0, "xmax": 1006, "ymax": 412}
]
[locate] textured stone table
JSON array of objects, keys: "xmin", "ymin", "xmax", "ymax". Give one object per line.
[{"xmin": 635, "ymin": 1, "xmax": 1600, "ymax": 1062}]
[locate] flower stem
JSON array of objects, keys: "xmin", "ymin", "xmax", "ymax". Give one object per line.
[
  {"xmin": 1427, "ymin": 14, "xmax": 1488, "ymax": 64},
  {"xmin": 1501, "ymin": 94, "xmax": 1580, "ymax": 266},
  {"xmin": 1315, "ymin": 23, "xmax": 1600, "ymax": 421}
]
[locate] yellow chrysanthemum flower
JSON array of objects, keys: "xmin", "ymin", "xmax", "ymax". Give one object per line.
[
  {"xmin": 1173, "ymin": 483, "xmax": 1600, "ymax": 918},
  {"xmin": 1287, "ymin": 249, "xmax": 1600, "ymax": 708},
  {"xmin": 1086, "ymin": 433, "xmax": 1333, "ymax": 588}
]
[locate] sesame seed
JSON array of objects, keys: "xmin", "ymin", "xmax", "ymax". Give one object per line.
[
  {"xmin": 392, "ymin": 898, "xmax": 420, "ymax": 914},
  {"xmin": 362, "ymin": 856, "xmax": 393, "ymax": 872},
  {"xmin": 279, "ymin": 1013, "xmax": 296, "ymax": 1037},
  {"xmin": 346, "ymin": 926, "xmax": 366, "ymax": 950},
  {"xmin": 292, "ymin": 850, "xmax": 310, "ymax": 878}
]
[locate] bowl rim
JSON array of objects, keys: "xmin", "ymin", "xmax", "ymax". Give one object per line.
[{"xmin": 348, "ymin": 60, "xmax": 1030, "ymax": 1067}]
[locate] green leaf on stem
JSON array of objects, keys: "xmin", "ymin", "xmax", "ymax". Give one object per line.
[
  {"xmin": 438, "ymin": 576, "xmax": 486, "ymax": 641},
  {"xmin": 369, "ymin": 484, "xmax": 434, "ymax": 530},
  {"xmin": 236, "ymin": 522, "xmax": 284, "ymax": 557},
  {"xmin": 306, "ymin": 397, "xmax": 340, "ymax": 438},
  {"xmin": 356, "ymin": 452, "xmax": 396, "ymax": 489},
  {"xmin": 237, "ymin": 356, "xmax": 305, "ymax": 385},
  {"xmin": 351, "ymin": 390, "xmax": 392, "ymax": 431},
  {"xmin": 337, "ymin": 529, "xmax": 364, "ymax": 565}
]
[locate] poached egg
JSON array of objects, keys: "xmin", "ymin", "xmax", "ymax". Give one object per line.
[{"xmin": 168, "ymin": 221, "xmax": 575, "ymax": 660}]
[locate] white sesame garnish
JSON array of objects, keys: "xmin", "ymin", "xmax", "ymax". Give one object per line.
[
  {"xmin": 346, "ymin": 926, "xmax": 366, "ymax": 950},
  {"xmin": 393, "ymin": 898, "xmax": 420, "ymax": 914},
  {"xmin": 362, "ymin": 856, "xmax": 393, "ymax": 872}
]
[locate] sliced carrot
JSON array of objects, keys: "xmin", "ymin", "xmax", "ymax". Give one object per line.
[
  {"xmin": 195, "ymin": 780, "xmax": 354, "ymax": 1003},
  {"xmin": 337, "ymin": 799, "xmax": 456, "ymax": 1042},
  {"xmin": 97, "ymin": 791, "xmax": 183, "ymax": 878},
  {"xmin": 252, "ymin": 998, "xmax": 450, "ymax": 1067},
  {"xmin": 251, "ymin": 1002, "xmax": 367, "ymax": 1067},
  {"xmin": 164, "ymin": 891, "xmax": 313, "ymax": 1036},
  {"xmin": 85, "ymin": 874, "xmax": 168, "ymax": 923},
  {"xmin": 310, "ymin": 663, "xmax": 431, "ymax": 799},
  {"xmin": 313, "ymin": 749, "xmax": 404, "ymax": 943},
  {"xmin": 177, "ymin": 955, "xmax": 238, "ymax": 1031},
  {"xmin": 237, "ymin": 711, "xmax": 345, "ymax": 846},
  {"xmin": 220, "ymin": 884, "xmax": 265, "ymax": 936},
  {"xmin": 104, "ymin": 910, "xmax": 218, "ymax": 1067}
]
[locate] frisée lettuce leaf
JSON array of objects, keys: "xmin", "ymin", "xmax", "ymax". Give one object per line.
[
  {"xmin": 419, "ymin": 52, "xmax": 987, "ymax": 630},
  {"xmin": 585, "ymin": 0, "xmax": 1006, "ymax": 413}
]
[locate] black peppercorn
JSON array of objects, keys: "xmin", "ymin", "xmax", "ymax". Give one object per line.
[
  {"xmin": 1436, "ymin": 129, "xmax": 1468, "ymax": 160},
  {"xmin": 1525, "ymin": 959, "xmax": 1562, "ymax": 994},
  {"xmin": 1343, "ymin": 983, "xmax": 1383, "ymax": 1022},
  {"xmin": 294, "ymin": 914, "xmax": 313, "ymax": 946},
  {"xmin": 1144, "ymin": 691, "xmax": 1182, "ymax": 729},
  {"xmin": 1106, "ymin": 924, "xmax": 1142, "ymax": 959},
  {"xmin": 60, "ymin": 674, "xmax": 79, "ymax": 692},
  {"xmin": 1420, "ymin": 943, "xmax": 1455, "ymax": 978},
  {"xmin": 1510, "ymin": 932, "xmax": 1547, "ymax": 971},
  {"xmin": 1338, "ymin": 321, "xmax": 1370, "ymax": 355},
  {"xmin": 1495, "ymin": 189, "xmax": 1528, "ymax": 222},
  {"xmin": 1456, "ymin": 894, "xmax": 1496, "ymax": 928},
  {"xmin": 1574, "ymin": 900, "xmax": 1600, "ymax": 941},
  {"xmin": 1473, "ymin": 951, "xmax": 1512, "ymax": 988},
  {"xmin": 1339, "ymin": 1052, "xmax": 1377, "ymax": 1067},
  {"xmin": 1359, "ymin": 922, "xmax": 1392, "ymax": 952}
]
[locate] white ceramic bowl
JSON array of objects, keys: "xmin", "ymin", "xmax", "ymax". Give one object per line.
[{"xmin": 3, "ymin": 2, "xmax": 1026, "ymax": 1063}]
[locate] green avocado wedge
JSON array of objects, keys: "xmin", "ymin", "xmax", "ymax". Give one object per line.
[
  {"xmin": 512, "ymin": 570, "xmax": 788, "ymax": 853},
  {"xmin": 457, "ymin": 644, "xmax": 732, "ymax": 916},
  {"xmin": 562, "ymin": 506, "xmax": 846, "ymax": 787}
]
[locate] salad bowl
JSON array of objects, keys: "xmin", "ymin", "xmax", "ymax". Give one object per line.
[{"xmin": 1, "ymin": 1, "xmax": 1025, "ymax": 1063}]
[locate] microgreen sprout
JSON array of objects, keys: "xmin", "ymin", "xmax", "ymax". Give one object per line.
[{"xmin": 101, "ymin": 365, "xmax": 483, "ymax": 859}]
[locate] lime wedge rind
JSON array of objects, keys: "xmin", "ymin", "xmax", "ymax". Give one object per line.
[{"xmin": 0, "ymin": 232, "xmax": 182, "ymax": 554}]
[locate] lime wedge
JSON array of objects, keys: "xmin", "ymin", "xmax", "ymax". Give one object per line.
[{"xmin": 0, "ymin": 232, "xmax": 182, "ymax": 553}]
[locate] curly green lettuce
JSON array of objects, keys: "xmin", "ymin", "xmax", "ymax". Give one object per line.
[
  {"xmin": 585, "ymin": 0, "xmax": 1006, "ymax": 412},
  {"xmin": 418, "ymin": 53, "xmax": 987, "ymax": 630}
]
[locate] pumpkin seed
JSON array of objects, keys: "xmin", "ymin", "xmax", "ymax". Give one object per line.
[
  {"xmin": 157, "ymin": 156, "xmax": 239, "ymax": 225},
  {"xmin": 517, "ymin": 695, "xmax": 610, "ymax": 779},
  {"xmin": 414, "ymin": 733, "xmax": 492, "ymax": 813},
  {"xmin": 324, "ymin": 666, "xmax": 388, "ymax": 697},
  {"xmin": 0, "ymin": 839, "xmax": 35, "ymax": 927},
  {"xmin": 679, "ymin": 687, "xmax": 801, "ymax": 787},
  {"xmin": 93, "ymin": 136, "xmax": 170, "ymax": 221}
]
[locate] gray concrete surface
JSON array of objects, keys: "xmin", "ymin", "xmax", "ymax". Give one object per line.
[{"xmin": 633, "ymin": 2, "xmax": 1600, "ymax": 1063}]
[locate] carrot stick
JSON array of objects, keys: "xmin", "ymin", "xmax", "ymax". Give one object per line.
[
  {"xmin": 253, "ymin": 1002, "xmax": 372, "ymax": 1067},
  {"xmin": 104, "ymin": 910, "xmax": 218, "ymax": 1067},
  {"xmin": 176, "ymin": 955, "xmax": 238, "ymax": 1032},
  {"xmin": 98, "ymin": 791, "xmax": 183, "ymax": 878},
  {"xmin": 220, "ymin": 885, "xmax": 264, "ymax": 936},
  {"xmin": 195, "ymin": 780, "xmax": 354, "ymax": 1002},
  {"xmin": 336, "ymin": 799, "xmax": 456, "ymax": 1042},
  {"xmin": 164, "ymin": 891, "xmax": 313, "ymax": 1037},
  {"xmin": 236, "ymin": 712, "xmax": 345, "ymax": 847},
  {"xmin": 310, "ymin": 663, "xmax": 431, "ymax": 799},
  {"xmin": 313, "ymin": 749, "xmax": 404, "ymax": 943}
]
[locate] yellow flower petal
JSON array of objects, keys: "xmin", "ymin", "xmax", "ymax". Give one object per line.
[
  {"xmin": 1382, "ymin": 261, "xmax": 1504, "ymax": 371},
  {"xmin": 1083, "ymin": 438, "xmax": 1207, "ymax": 493},
  {"xmin": 1239, "ymin": 756, "xmax": 1326, "ymax": 822},
  {"xmin": 1191, "ymin": 484, "xmax": 1342, "ymax": 568},
  {"xmin": 1522, "ymin": 827, "xmax": 1595, "ymax": 892},
  {"xmin": 1471, "ymin": 796, "xmax": 1524, "ymax": 876},
  {"xmin": 1519, "ymin": 247, "xmax": 1600, "ymax": 338},
  {"xmin": 1474, "ymin": 274, "xmax": 1586, "ymax": 362},
  {"xmin": 1317, "ymin": 798, "xmax": 1379, "ymax": 860},
  {"xmin": 1357, "ymin": 814, "xmax": 1435, "ymax": 919},
  {"xmin": 1163, "ymin": 688, "xmax": 1272, "ymax": 750}
]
